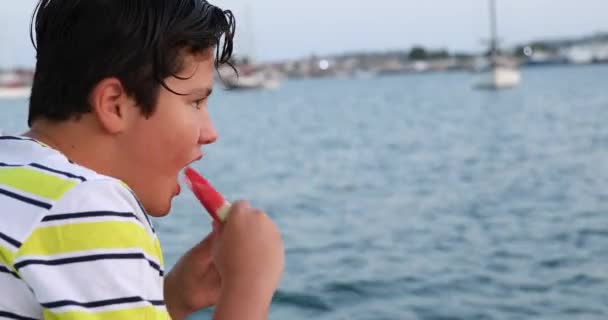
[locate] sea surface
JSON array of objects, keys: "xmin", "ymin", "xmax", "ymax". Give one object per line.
[{"xmin": 1, "ymin": 65, "xmax": 607, "ymax": 319}]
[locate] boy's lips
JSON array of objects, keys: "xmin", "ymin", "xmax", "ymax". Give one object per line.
[
  {"xmin": 186, "ymin": 154, "xmax": 203, "ymax": 167},
  {"xmin": 175, "ymin": 154, "xmax": 203, "ymax": 197}
]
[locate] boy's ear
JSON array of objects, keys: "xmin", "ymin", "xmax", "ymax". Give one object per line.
[{"xmin": 89, "ymin": 78, "xmax": 134, "ymax": 134}]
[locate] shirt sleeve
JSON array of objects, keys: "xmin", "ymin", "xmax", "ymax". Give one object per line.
[{"xmin": 15, "ymin": 179, "xmax": 170, "ymax": 320}]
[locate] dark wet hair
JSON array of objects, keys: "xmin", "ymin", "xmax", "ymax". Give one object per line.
[{"xmin": 28, "ymin": 0, "xmax": 235, "ymax": 125}]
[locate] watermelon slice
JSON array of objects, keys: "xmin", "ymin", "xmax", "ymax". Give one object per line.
[{"xmin": 183, "ymin": 167, "xmax": 231, "ymax": 223}]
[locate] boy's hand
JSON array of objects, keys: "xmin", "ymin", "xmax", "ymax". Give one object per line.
[
  {"xmin": 164, "ymin": 227, "xmax": 222, "ymax": 320},
  {"xmin": 211, "ymin": 201, "xmax": 285, "ymax": 319},
  {"xmin": 214, "ymin": 201, "xmax": 285, "ymax": 295},
  {"xmin": 165, "ymin": 201, "xmax": 285, "ymax": 320}
]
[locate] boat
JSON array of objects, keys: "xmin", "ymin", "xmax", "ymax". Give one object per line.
[
  {"xmin": 0, "ymin": 86, "xmax": 31, "ymax": 99},
  {"xmin": 474, "ymin": 57, "xmax": 521, "ymax": 90},
  {"xmin": 474, "ymin": 0, "xmax": 521, "ymax": 90},
  {"xmin": 217, "ymin": 6, "xmax": 283, "ymax": 91},
  {"xmin": 219, "ymin": 64, "xmax": 282, "ymax": 91},
  {"xmin": 0, "ymin": 71, "xmax": 32, "ymax": 99}
]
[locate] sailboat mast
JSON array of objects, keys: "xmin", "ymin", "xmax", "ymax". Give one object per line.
[
  {"xmin": 489, "ymin": 0, "xmax": 498, "ymax": 55},
  {"xmin": 243, "ymin": 4, "xmax": 256, "ymax": 63}
]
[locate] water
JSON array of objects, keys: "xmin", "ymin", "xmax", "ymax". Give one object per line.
[{"xmin": 1, "ymin": 65, "xmax": 607, "ymax": 319}]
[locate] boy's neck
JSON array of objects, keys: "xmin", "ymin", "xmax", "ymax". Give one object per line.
[{"xmin": 24, "ymin": 117, "xmax": 119, "ymax": 176}]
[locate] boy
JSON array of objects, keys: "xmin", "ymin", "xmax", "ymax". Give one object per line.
[{"xmin": 0, "ymin": 0, "xmax": 284, "ymax": 319}]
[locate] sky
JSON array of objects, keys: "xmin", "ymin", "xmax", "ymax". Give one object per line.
[{"xmin": 1, "ymin": 0, "xmax": 607, "ymax": 67}]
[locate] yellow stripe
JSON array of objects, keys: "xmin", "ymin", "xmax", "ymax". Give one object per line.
[
  {"xmin": 43, "ymin": 306, "xmax": 170, "ymax": 320},
  {"xmin": 0, "ymin": 243, "xmax": 16, "ymax": 268},
  {"xmin": 18, "ymin": 221, "xmax": 161, "ymax": 263},
  {"xmin": 36, "ymin": 140, "xmax": 50, "ymax": 148},
  {"xmin": 118, "ymin": 181, "xmax": 131, "ymax": 191},
  {"xmin": 0, "ymin": 167, "xmax": 77, "ymax": 200},
  {"xmin": 153, "ymin": 237, "xmax": 164, "ymax": 267}
]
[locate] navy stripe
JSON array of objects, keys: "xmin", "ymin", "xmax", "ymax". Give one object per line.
[
  {"xmin": 148, "ymin": 259, "xmax": 164, "ymax": 277},
  {"xmin": 0, "ymin": 162, "xmax": 22, "ymax": 167},
  {"xmin": 126, "ymin": 188, "xmax": 156, "ymax": 234},
  {"xmin": 0, "ymin": 231, "xmax": 22, "ymax": 248},
  {"xmin": 0, "ymin": 265, "xmax": 20, "ymax": 279},
  {"xmin": 143, "ymin": 211, "xmax": 156, "ymax": 234},
  {"xmin": 15, "ymin": 253, "xmax": 164, "ymax": 276},
  {"xmin": 0, "ymin": 136, "xmax": 36, "ymax": 142},
  {"xmin": 29, "ymin": 163, "xmax": 86, "ymax": 182},
  {"xmin": 41, "ymin": 296, "xmax": 164, "ymax": 309},
  {"xmin": 0, "ymin": 311, "xmax": 39, "ymax": 320},
  {"xmin": 42, "ymin": 211, "xmax": 137, "ymax": 222},
  {"xmin": 0, "ymin": 187, "xmax": 52, "ymax": 210}
]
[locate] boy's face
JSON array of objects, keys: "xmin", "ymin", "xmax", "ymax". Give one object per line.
[{"xmin": 120, "ymin": 49, "xmax": 217, "ymax": 216}]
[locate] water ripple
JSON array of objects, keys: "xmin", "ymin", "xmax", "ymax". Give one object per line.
[{"xmin": 4, "ymin": 66, "xmax": 608, "ymax": 320}]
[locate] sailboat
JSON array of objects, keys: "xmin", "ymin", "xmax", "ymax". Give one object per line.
[
  {"xmin": 474, "ymin": 0, "xmax": 521, "ymax": 90},
  {"xmin": 218, "ymin": 6, "xmax": 282, "ymax": 91},
  {"xmin": 0, "ymin": 71, "xmax": 31, "ymax": 99},
  {"xmin": 219, "ymin": 62, "xmax": 281, "ymax": 91},
  {"xmin": 0, "ymin": 27, "xmax": 33, "ymax": 99}
]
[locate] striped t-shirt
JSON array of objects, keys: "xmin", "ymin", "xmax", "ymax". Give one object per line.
[{"xmin": 0, "ymin": 136, "xmax": 170, "ymax": 319}]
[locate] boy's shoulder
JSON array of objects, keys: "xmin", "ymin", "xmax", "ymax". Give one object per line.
[
  {"xmin": 0, "ymin": 137, "xmax": 166, "ymax": 320},
  {"xmin": 0, "ymin": 135, "xmax": 114, "ymax": 184},
  {"xmin": 0, "ymin": 136, "xmax": 155, "ymax": 244}
]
